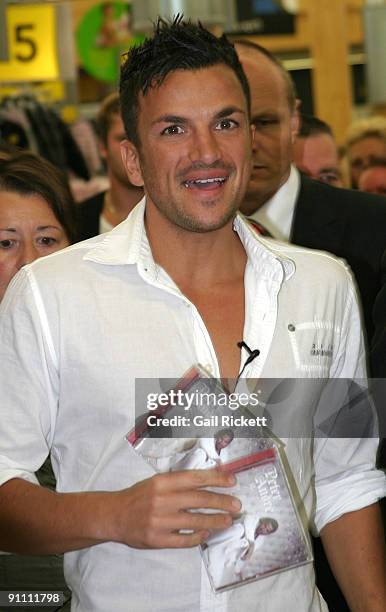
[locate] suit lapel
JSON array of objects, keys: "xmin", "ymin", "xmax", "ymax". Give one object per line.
[{"xmin": 291, "ymin": 176, "xmax": 347, "ymax": 255}]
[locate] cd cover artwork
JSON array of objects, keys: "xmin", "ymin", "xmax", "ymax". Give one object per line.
[
  {"xmin": 201, "ymin": 448, "xmax": 313, "ymax": 592},
  {"xmin": 126, "ymin": 364, "xmax": 272, "ymax": 471},
  {"xmin": 126, "ymin": 365, "xmax": 312, "ymax": 592}
]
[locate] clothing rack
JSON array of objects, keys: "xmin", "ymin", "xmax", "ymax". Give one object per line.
[{"xmin": 0, "ymin": 92, "xmax": 91, "ymax": 180}]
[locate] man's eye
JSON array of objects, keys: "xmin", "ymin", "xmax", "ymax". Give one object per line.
[
  {"xmin": 370, "ymin": 155, "xmax": 386, "ymax": 165},
  {"xmin": 37, "ymin": 237, "xmax": 57, "ymax": 247},
  {"xmin": 253, "ymin": 119, "xmax": 278, "ymax": 128},
  {"xmin": 161, "ymin": 125, "xmax": 184, "ymax": 136},
  {"xmin": 216, "ymin": 119, "xmax": 238, "ymax": 130},
  {"xmin": 319, "ymin": 173, "xmax": 340, "ymax": 184},
  {"xmin": 0, "ymin": 239, "xmax": 14, "ymax": 249}
]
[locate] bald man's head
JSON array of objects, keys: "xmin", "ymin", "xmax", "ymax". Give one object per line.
[
  {"xmin": 235, "ymin": 40, "xmax": 297, "ymax": 112},
  {"xmin": 235, "ymin": 42, "xmax": 299, "ymax": 214}
]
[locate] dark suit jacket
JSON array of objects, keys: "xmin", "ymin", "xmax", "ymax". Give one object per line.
[
  {"xmin": 292, "ymin": 176, "xmax": 386, "ymax": 345},
  {"xmin": 292, "ymin": 176, "xmax": 386, "ymax": 612},
  {"xmin": 76, "ymin": 191, "xmax": 105, "ymax": 242},
  {"xmin": 372, "ymin": 249, "xmax": 386, "ymax": 377}
]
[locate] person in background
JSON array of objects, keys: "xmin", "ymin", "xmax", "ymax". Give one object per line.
[
  {"xmin": 0, "ymin": 151, "xmax": 76, "ymax": 609},
  {"xmin": 235, "ymin": 39, "xmax": 386, "ymax": 344},
  {"xmin": 346, "ymin": 116, "xmax": 386, "ymax": 189},
  {"xmin": 235, "ymin": 39, "xmax": 386, "ymax": 612},
  {"xmin": 77, "ymin": 92, "xmax": 143, "ymax": 240},
  {"xmin": 0, "ymin": 152, "xmax": 76, "ymax": 300},
  {"xmin": 293, "ymin": 114, "xmax": 343, "ymax": 187},
  {"xmin": 358, "ymin": 161, "xmax": 386, "ymax": 196}
]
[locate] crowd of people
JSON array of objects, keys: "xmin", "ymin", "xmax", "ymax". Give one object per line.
[{"xmin": 0, "ymin": 16, "xmax": 386, "ymax": 612}]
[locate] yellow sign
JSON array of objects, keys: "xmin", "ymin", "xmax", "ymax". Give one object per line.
[{"xmin": 0, "ymin": 4, "xmax": 58, "ymax": 82}]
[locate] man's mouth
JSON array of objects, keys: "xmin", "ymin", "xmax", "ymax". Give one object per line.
[{"xmin": 183, "ymin": 177, "xmax": 228, "ymax": 190}]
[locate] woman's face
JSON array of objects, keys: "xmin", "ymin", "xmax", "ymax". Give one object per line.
[{"xmin": 0, "ymin": 190, "xmax": 69, "ymax": 301}]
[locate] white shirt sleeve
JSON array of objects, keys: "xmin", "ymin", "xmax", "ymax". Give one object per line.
[
  {"xmin": 0, "ymin": 268, "xmax": 59, "ymax": 488},
  {"xmin": 312, "ymin": 279, "xmax": 386, "ymax": 534}
]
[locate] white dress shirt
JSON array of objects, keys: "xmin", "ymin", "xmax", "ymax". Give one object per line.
[
  {"xmin": 249, "ymin": 165, "xmax": 300, "ymax": 240},
  {"xmin": 0, "ymin": 197, "xmax": 384, "ymax": 612}
]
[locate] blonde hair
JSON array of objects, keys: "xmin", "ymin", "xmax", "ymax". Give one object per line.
[{"xmin": 346, "ymin": 116, "xmax": 386, "ymax": 149}]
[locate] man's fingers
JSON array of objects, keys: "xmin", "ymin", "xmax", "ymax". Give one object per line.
[
  {"xmin": 120, "ymin": 470, "xmax": 241, "ymax": 550},
  {"xmin": 155, "ymin": 509, "xmax": 233, "ymax": 533},
  {"xmin": 179, "ymin": 510, "xmax": 233, "ymax": 531},
  {"xmin": 162, "ymin": 530, "xmax": 210, "ymax": 549},
  {"xmin": 174, "ymin": 489, "xmax": 241, "ymax": 514},
  {"xmin": 152, "ymin": 469, "xmax": 236, "ymax": 492}
]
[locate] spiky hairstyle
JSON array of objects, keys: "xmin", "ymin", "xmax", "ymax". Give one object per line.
[{"xmin": 119, "ymin": 15, "xmax": 250, "ymax": 147}]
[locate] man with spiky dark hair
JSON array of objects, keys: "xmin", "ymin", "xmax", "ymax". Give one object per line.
[
  {"xmin": 0, "ymin": 17, "xmax": 385, "ymax": 612},
  {"xmin": 119, "ymin": 17, "xmax": 251, "ymax": 149}
]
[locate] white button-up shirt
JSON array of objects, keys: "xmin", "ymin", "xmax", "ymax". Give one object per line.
[
  {"xmin": 0, "ymin": 198, "xmax": 384, "ymax": 612},
  {"xmin": 249, "ymin": 165, "xmax": 300, "ymax": 240}
]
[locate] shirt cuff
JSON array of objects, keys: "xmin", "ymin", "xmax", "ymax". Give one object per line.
[
  {"xmin": 0, "ymin": 468, "xmax": 39, "ymax": 489},
  {"xmin": 313, "ymin": 468, "xmax": 386, "ymax": 534}
]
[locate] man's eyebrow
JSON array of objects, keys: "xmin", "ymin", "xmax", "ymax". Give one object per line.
[
  {"xmin": 152, "ymin": 107, "xmax": 246, "ymax": 126},
  {"xmin": 215, "ymin": 106, "xmax": 246, "ymax": 119},
  {"xmin": 0, "ymin": 227, "xmax": 16, "ymax": 233},
  {"xmin": 251, "ymin": 112, "xmax": 278, "ymax": 119},
  {"xmin": 319, "ymin": 167, "xmax": 340, "ymax": 174},
  {"xmin": 152, "ymin": 114, "xmax": 187, "ymax": 126}
]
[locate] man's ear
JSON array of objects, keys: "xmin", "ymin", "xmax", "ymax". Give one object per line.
[
  {"xmin": 290, "ymin": 98, "xmax": 301, "ymax": 144},
  {"xmin": 98, "ymin": 140, "xmax": 107, "ymax": 161},
  {"xmin": 250, "ymin": 122, "xmax": 256, "ymax": 145},
  {"xmin": 120, "ymin": 139, "xmax": 144, "ymax": 187}
]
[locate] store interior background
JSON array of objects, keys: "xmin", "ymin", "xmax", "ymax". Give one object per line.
[{"xmin": 1, "ymin": 0, "xmax": 386, "ymax": 196}]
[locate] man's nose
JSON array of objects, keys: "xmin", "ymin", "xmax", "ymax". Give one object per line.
[
  {"xmin": 251, "ymin": 132, "xmax": 258, "ymax": 153},
  {"xmin": 189, "ymin": 129, "xmax": 221, "ymax": 164}
]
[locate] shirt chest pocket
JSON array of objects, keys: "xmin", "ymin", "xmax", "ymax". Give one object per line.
[{"xmin": 287, "ymin": 320, "xmax": 337, "ymax": 375}]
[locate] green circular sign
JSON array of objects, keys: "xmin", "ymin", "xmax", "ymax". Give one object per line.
[{"xmin": 76, "ymin": 2, "xmax": 145, "ymax": 83}]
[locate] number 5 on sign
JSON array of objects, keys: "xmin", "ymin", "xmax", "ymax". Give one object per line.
[{"xmin": 0, "ymin": 3, "xmax": 59, "ymax": 81}]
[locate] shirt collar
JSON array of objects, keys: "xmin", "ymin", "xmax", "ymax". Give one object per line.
[
  {"xmin": 84, "ymin": 195, "xmax": 295, "ymax": 282},
  {"xmin": 83, "ymin": 196, "xmax": 148, "ymax": 265},
  {"xmin": 249, "ymin": 165, "xmax": 300, "ymax": 241},
  {"xmin": 234, "ymin": 214, "xmax": 295, "ymax": 282}
]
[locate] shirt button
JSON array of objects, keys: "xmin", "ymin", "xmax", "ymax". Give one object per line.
[
  {"xmin": 288, "ymin": 323, "xmax": 296, "ymax": 332},
  {"xmin": 204, "ymin": 364, "xmax": 213, "ymax": 374}
]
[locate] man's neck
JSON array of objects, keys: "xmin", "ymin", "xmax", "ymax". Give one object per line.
[
  {"xmin": 103, "ymin": 175, "xmax": 143, "ymax": 226},
  {"xmin": 145, "ymin": 205, "xmax": 246, "ymax": 291},
  {"xmin": 240, "ymin": 168, "xmax": 292, "ymax": 216},
  {"xmin": 241, "ymin": 188, "xmax": 276, "ymax": 216}
]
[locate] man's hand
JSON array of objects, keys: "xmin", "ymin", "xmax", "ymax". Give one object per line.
[
  {"xmin": 108, "ymin": 469, "xmax": 241, "ymax": 549},
  {"xmin": 0, "ymin": 470, "xmax": 241, "ymax": 554}
]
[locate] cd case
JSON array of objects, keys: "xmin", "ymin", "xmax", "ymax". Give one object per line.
[
  {"xmin": 126, "ymin": 364, "xmax": 273, "ymax": 471},
  {"xmin": 126, "ymin": 365, "xmax": 312, "ymax": 591},
  {"xmin": 201, "ymin": 447, "xmax": 313, "ymax": 593}
]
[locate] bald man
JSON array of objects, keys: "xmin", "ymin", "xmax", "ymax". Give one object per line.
[
  {"xmin": 236, "ymin": 39, "xmax": 386, "ymax": 612},
  {"xmin": 235, "ymin": 39, "xmax": 386, "ymax": 344}
]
